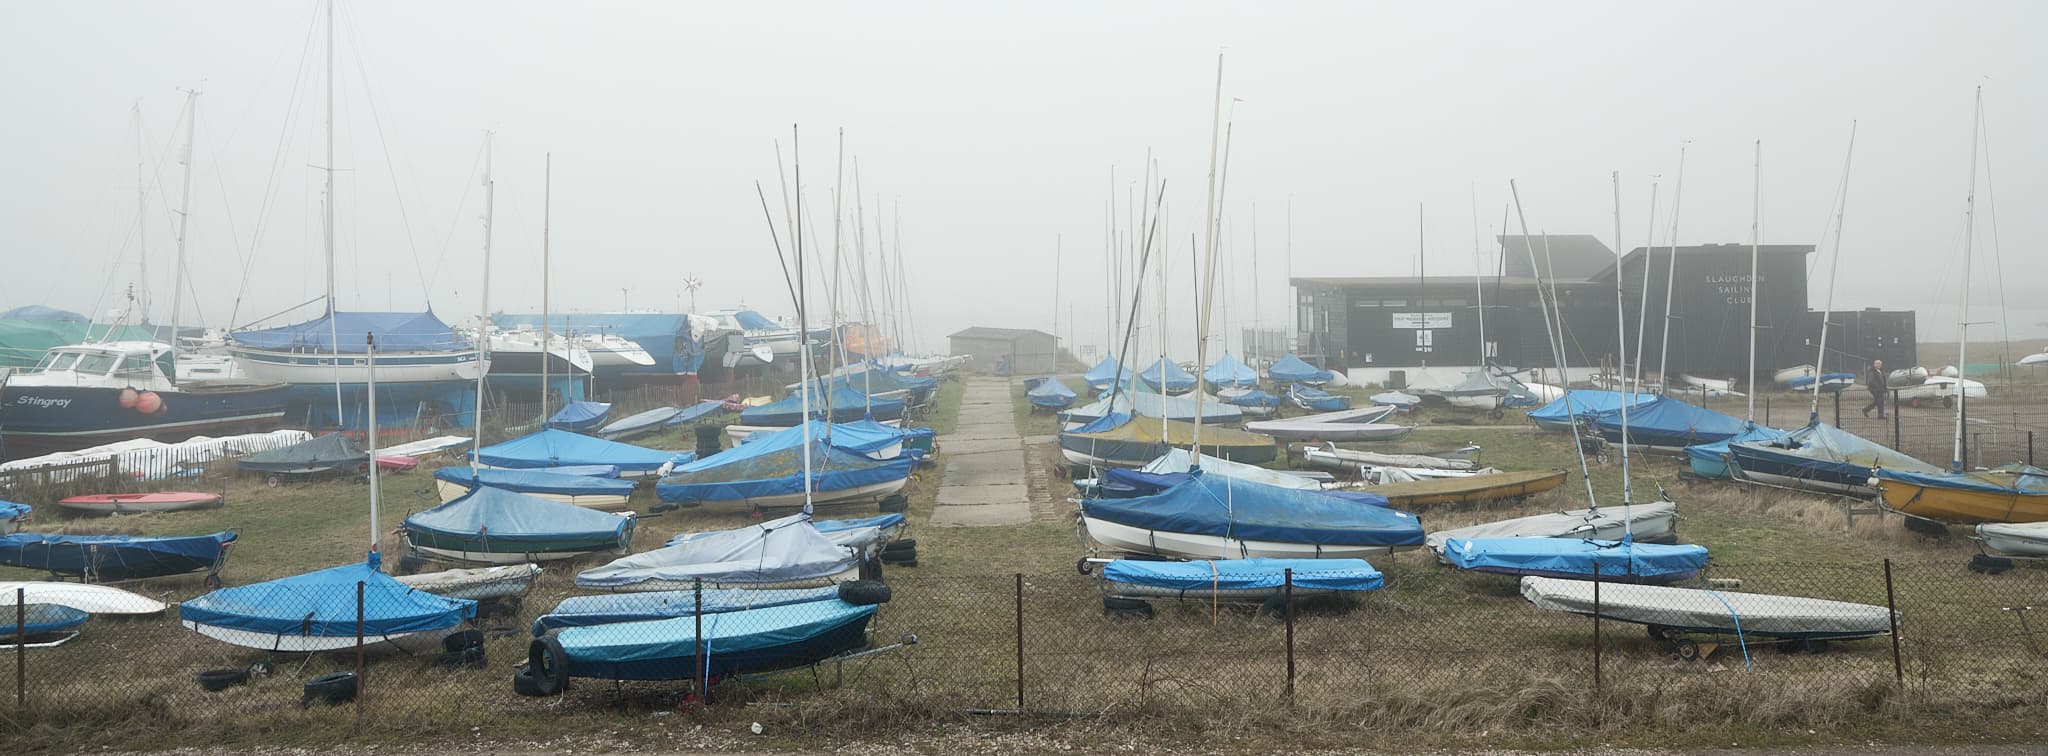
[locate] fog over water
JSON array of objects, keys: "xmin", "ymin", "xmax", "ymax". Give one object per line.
[{"xmin": 2, "ymin": 1, "xmax": 2042, "ymax": 355}]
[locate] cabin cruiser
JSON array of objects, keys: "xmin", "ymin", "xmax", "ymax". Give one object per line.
[{"xmin": 0, "ymin": 341, "xmax": 287, "ymax": 461}]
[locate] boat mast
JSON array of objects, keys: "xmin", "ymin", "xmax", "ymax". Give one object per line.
[
  {"xmin": 1470, "ymin": 186, "xmax": 1486, "ymax": 370},
  {"xmin": 1746, "ymin": 140, "xmax": 1761, "ymax": 422},
  {"xmin": 1611, "ymin": 172, "xmax": 1633, "ymax": 513},
  {"xmin": 365, "ymin": 332, "xmax": 381, "ymax": 555},
  {"xmin": 1194, "ymin": 51, "xmax": 1225, "ymax": 461},
  {"xmin": 1656, "ymin": 143, "xmax": 1687, "ymax": 391},
  {"xmin": 133, "ymin": 102, "xmax": 150, "ymax": 333},
  {"xmin": 793, "ymin": 125, "xmax": 815, "ymax": 511},
  {"xmin": 1810, "ymin": 123, "xmax": 1857, "ymax": 417},
  {"xmin": 169, "ymin": 89, "xmax": 200, "ymax": 370},
  {"xmin": 1953, "ymin": 88, "xmax": 1982, "ymax": 472},
  {"xmin": 324, "ymin": 0, "xmax": 342, "ymax": 424},
  {"xmin": 472, "ymin": 132, "xmax": 494, "ymax": 472},
  {"xmin": 1510, "ymin": 182, "xmax": 1599, "ymax": 512},
  {"xmin": 1632, "ymin": 181, "xmax": 1658, "ymax": 394},
  {"xmin": 540, "ymin": 154, "xmax": 552, "ymax": 422}
]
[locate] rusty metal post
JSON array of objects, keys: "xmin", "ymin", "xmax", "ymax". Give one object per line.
[
  {"xmin": 1284, "ymin": 568, "xmax": 1296, "ymax": 703},
  {"xmin": 355, "ymin": 580, "xmax": 366, "ymax": 707},
  {"xmin": 1884, "ymin": 559, "xmax": 1902, "ymax": 683},
  {"xmin": 1014, "ymin": 573, "xmax": 1025, "ymax": 710}
]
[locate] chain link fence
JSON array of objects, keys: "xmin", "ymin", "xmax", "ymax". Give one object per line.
[{"xmin": 4, "ymin": 558, "xmax": 2044, "ymax": 747}]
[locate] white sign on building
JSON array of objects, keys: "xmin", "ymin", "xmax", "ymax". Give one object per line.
[{"xmin": 1391, "ymin": 312, "xmax": 1453, "ymax": 329}]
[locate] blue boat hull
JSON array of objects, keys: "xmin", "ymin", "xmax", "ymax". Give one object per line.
[
  {"xmin": 549, "ymin": 609, "xmax": 872, "ymax": 681},
  {"xmin": 1727, "ymin": 444, "xmax": 1878, "ymax": 495},
  {"xmin": 0, "ymin": 531, "xmax": 236, "ymax": 581},
  {"xmin": 0, "ymin": 384, "xmax": 287, "ymax": 461}
]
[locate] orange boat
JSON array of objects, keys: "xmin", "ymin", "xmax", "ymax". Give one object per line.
[
  {"xmin": 56, "ymin": 492, "xmax": 223, "ymax": 515},
  {"xmin": 1874, "ymin": 465, "xmax": 2048, "ymax": 524}
]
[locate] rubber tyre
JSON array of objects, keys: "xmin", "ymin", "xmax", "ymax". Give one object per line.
[
  {"xmin": 443, "ymin": 629, "xmax": 485, "ymax": 653},
  {"xmin": 880, "ymin": 549, "xmax": 918, "ymax": 565},
  {"xmin": 1103, "ymin": 596, "xmax": 1153, "ymax": 619},
  {"xmin": 883, "ymin": 538, "xmax": 917, "ymax": 553},
  {"xmin": 195, "ymin": 667, "xmax": 248, "ymax": 692},
  {"xmin": 527, "ymin": 635, "xmax": 570, "ymax": 696},
  {"xmin": 1942, "ymin": 396, "xmax": 1956, "ymax": 409},
  {"xmin": 511, "ymin": 664, "xmax": 548, "ymax": 697},
  {"xmin": 837, "ymin": 580, "xmax": 893, "ymax": 606},
  {"xmin": 1903, "ymin": 517, "xmax": 1950, "ymax": 537},
  {"xmin": 1969, "ymin": 553, "xmax": 2014, "ymax": 574},
  {"xmin": 303, "ymin": 671, "xmax": 358, "ymax": 705},
  {"xmin": 1673, "ymin": 638, "xmax": 1701, "ymax": 662}
]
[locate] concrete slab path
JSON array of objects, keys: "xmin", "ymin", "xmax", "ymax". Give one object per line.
[{"xmin": 929, "ymin": 377, "xmax": 1034, "ymax": 527}]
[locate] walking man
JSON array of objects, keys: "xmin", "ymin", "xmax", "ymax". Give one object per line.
[{"xmin": 1862, "ymin": 359, "xmax": 1887, "ymax": 418}]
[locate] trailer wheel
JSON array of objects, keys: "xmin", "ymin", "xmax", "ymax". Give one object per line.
[
  {"xmin": 266, "ymin": 475, "xmax": 282, "ymax": 488},
  {"xmin": 1673, "ymin": 638, "xmax": 1701, "ymax": 662}
]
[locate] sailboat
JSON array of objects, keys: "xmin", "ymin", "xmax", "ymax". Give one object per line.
[
  {"xmin": 225, "ymin": 3, "xmax": 483, "ymax": 429},
  {"xmin": 0, "ymin": 94, "xmax": 288, "ymax": 461}
]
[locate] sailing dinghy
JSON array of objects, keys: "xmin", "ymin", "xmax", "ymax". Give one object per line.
[{"xmin": 1080, "ymin": 472, "xmax": 1423, "ymax": 560}]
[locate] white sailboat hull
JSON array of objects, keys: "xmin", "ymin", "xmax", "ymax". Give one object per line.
[
  {"xmin": 229, "ymin": 347, "xmax": 486, "ymax": 385},
  {"xmin": 1081, "ymin": 516, "xmax": 1413, "ymax": 561}
]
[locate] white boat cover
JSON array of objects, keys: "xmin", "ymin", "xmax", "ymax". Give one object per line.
[
  {"xmin": 0, "ymin": 581, "xmax": 168, "ymax": 615},
  {"xmin": 1977, "ymin": 522, "xmax": 2048, "ymax": 557},
  {"xmin": 395, "ymin": 563, "xmax": 542, "ymax": 601},
  {"xmin": 1520, "ymin": 576, "xmax": 1896, "ymax": 638},
  {"xmin": 1424, "ymin": 502, "xmax": 1677, "ymax": 555},
  {"xmin": 1305, "ymin": 445, "xmax": 1480, "ymax": 471},
  {"xmin": 577, "ymin": 513, "xmax": 857, "ymax": 589},
  {"xmin": 1139, "ymin": 448, "xmax": 1322, "ymax": 491},
  {"xmin": 380, "ymin": 435, "xmax": 474, "ymax": 458}
]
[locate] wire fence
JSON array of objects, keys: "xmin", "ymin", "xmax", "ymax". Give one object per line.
[{"xmin": 4, "ymin": 558, "xmax": 2045, "ymax": 746}]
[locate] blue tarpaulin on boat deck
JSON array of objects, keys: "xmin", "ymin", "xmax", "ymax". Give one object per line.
[
  {"xmin": 1733, "ymin": 421, "xmax": 1939, "ymax": 478},
  {"xmin": 434, "ymin": 466, "xmax": 637, "ymax": 497},
  {"xmin": 1084, "ymin": 357, "xmax": 1126, "ymax": 390},
  {"xmin": 1102, "ymin": 557, "xmax": 1384, "ymax": 592},
  {"xmin": 1027, "ymin": 376, "xmax": 1079, "ymax": 408},
  {"xmin": 1102, "ymin": 467, "xmax": 1389, "ymax": 507},
  {"xmin": 549, "ymin": 401, "xmax": 612, "ymax": 431},
  {"xmin": 1268, "ymin": 353, "xmax": 1333, "ymax": 384},
  {"xmin": 532, "ymin": 586, "xmax": 842, "ymax": 634},
  {"xmin": 656, "ymin": 423, "xmax": 915, "ymax": 503},
  {"xmin": 233, "ymin": 311, "xmax": 471, "ymax": 353},
  {"xmin": 1876, "ymin": 464, "xmax": 2048, "ymax": 494},
  {"xmin": 1528, "ymin": 390, "xmax": 1659, "ymax": 430},
  {"xmin": 474, "ymin": 429, "xmax": 675, "ymax": 473},
  {"xmin": 547, "ymin": 600, "xmax": 875, "ymax": 678},
  {"xmin": 1592, "ymin": 396, "xmax": 1748, "ymax": 447},
  {"xmin": 1442, "ymin": 537, "xmax": 1709, "ymax": 579},
  {"xmin": 179, "ymin": 555, "xmax": 474, "ymax": 638},
  {"xmin": 404, "ymin": 486, "xmax": 631, "ymax": 546},
  {"xmin": 1083, "ymin": 472, "xmax": 1423, "ymax": 548},
  {"xmin": 741, "ymin": 384, "xmax": 904, "ymax": 426},
  {"xmin": 666, "ymin": 400, "xmax": 730, "ymax": 427},
  {"xmin": 1684, "ymin": 422, "xmax": 1789, "ymax": 479},
  {"xmin": 1139, "ymin": 358, "xmax": 1197, "ymax": 393},
  {"xmin": 1203, "ymin": 353, "xmax": 1259, "ymax": 389}
]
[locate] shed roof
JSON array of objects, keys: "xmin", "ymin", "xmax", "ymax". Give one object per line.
[{"xmin": 948, "ymin": 326, "xmax": 1056, "ymax": 342}]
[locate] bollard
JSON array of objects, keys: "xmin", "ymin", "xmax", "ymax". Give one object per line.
[{"xmin": 1284, "ymin": 568, "xmax": 1296, "ymax": 703}]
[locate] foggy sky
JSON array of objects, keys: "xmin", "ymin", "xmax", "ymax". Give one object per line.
[{"xmin": 3, "ymin": 1, "xmax": 2043, "ymax": 359}]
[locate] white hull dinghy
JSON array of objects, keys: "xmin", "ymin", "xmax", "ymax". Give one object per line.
[
  {"xmin": 1423, "ymin": 502, "xmax": 1678, "ymax": 557},
  {"xmin": 0, "ymin": 581, "xmax": 168, "ymax": 615},
  {"xmin": 1976, "ymin": 522, "xmax": 2048, "ymax": 559},
  {"xmin": 1520, "ymin": 576, "xmax": 1897, "ymax": 650}
]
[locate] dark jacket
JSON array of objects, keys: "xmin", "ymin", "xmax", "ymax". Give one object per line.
[{"xmin": 1867, "ymin": 366, "xmax": 1886, "ymax": 396}]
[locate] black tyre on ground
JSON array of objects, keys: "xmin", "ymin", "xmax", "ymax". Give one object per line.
[
  {"xmin": 1103, "ymin": 596, "xmax": 1153, "ymax": 619},
  {"xmin": 527, "ymin": 635, "xmax": 571, "ymax": 695},
  {"xmin": 511, "ymin": 664, "xmax": 547, "ymax": 697},
  {"xmin": 194, "ymin": 668, "xmax": 248, "ymax": 692},
  {"xmin": 883, "ymin": 538, "xmax": 917, "ymax": 553},
  {"xmin": 837, "ymin": 580, "xmax": 893, "ymax": 605},
  {"xmin": 302, "ymin": 671, "xmax": 358, "ymax": 705}
]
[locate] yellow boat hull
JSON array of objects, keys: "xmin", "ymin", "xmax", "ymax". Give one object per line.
[
  {"xmin": 1878, "ymin": 478, "xmax": 2048, "ymax": 524},
  {"xmin": 1367, "ymin": 469, "xmax": 1569, "ymax": 507}
]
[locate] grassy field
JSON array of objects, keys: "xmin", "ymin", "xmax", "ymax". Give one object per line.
[{"xmin": 5, "ymin": 372, "xmax": 2048, "ymax": 752}]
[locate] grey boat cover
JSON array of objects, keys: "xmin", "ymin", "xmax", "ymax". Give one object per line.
[
  {"xmin": 1520, "ymin": 576, "xmax": 1896, "ymax": 638},
  {"xmin": 1140, "ymin": 448, "xmax": 1323, "ymax": 491},
  {"xmin": 1424, "ymin": 502, "xmax": 1676, "ymax": 555},
  {"xmin": 1977, "ymin": 522, "xmax": 2048, "ymax": 557},
  {"xmin": 575, "ymin": 513, "xmax": 856, "ymax": 589}
]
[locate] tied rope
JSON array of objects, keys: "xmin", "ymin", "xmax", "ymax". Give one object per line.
[{"xmin": 1701, "ymin": 589, "xmax": 1753, "ymax": 670}]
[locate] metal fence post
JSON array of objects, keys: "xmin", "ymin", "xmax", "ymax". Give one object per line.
[
  {"xmin": 1014, "ymin": 573, "xmax": 1025, "ymax": 711},
  {"xmin": 1764, "ymin": 396, "xmax": 1771, "ymax": 427},
  {"xmin": 15, "ymin": 587, "xmax": 24, "ymax": 707},
  {"xmin": 355, "ymin": 580, "xmax": 366, "ymax": 708},
  {"xmin": 2030, "ymin": 430, "xmax": 2035, "ymax": 467},
  {"xmin": 1833, "ymin": 390, "xmax": 1842, "ymax": 428},
  {"xmin": 1892, "ymin": 389, "xmax": 1902, "ymax": 450},
  {"xmin": 1884, "ymin": 559, "xmax": 1902, "ymax": 684},
  {"xmin": 1592, "ymin": 562, "xmax": 1602, "ymax": 697},
  {"xmin": 695, "ymin": 578, "xmax": 707, "ymax": 704},
  {"xmin": 1284, "ymin": 568, "xmax": 1296, "ymax": 703}
]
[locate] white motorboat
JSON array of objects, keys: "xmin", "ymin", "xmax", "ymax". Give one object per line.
[
  {"xmin": 489, "ymin": 327, "xmax": 594, "ymax": 374},
  {"xmin": 578, "ymin": 332, "xmax": 657, "ymax": 368},
  {"xmin": 1896, "ymin": 375, "xmax": 1986, "ymax": 406}
]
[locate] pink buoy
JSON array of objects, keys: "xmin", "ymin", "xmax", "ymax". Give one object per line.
[
  {"xmin": 118, "ymin": 388, "xmax": 139, "ymax": 409},
  {"xmin": 135, "ymin": 391, "xmax": 164, "ymax": 415}
]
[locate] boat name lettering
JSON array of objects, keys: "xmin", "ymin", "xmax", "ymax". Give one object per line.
[{"xmin": 15, "ymin": 395, "xmax": 71, "ymax": 409}]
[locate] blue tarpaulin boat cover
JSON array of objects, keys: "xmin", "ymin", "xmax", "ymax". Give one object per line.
[
  {"xmin": 14, "ymin": 604, "xmax": 88, "ymax": 635},
  {"xmin": 667, "ymin": 513, "xmax": 904, "ymax": 548},
  {"xmin": 1, "ymin": 500, "xmax": 28, "ymax": 521},
  {"xmin": 1139, "ymin": 358, "xmax": 1198, "ymax": 393},
  {"xmin": 667, "ymin": 399, "xmax": 731, "ymax": 427},
  {"xmin": 547, "ymin": 600, "xmax": 875, "ymax": 679},
  {"xmin": 1222, "ymin": 388, "xmax": 1282, "ymax": 409},
  {"xmin": 1268, "ymin": 353, "xmax": 1334, "ymax": 384},
  {"xmin": 731, "ymin": 310, "xmax": 781, "ymax": 331},
  {"xmin": 1528, "ymin": 390, "xmax": 1659, "ymax": 430},
  {"xmin": 236, "ymin": 434, "xmax": 367, "ymax": 474},
  {"xmin": 1593, "ymin": 396, "xmax": 1748, "ymax": 447},
  {"xmin": 0, "ymin": 531, "xmax": 235, "ymax": 580},
  {"xmin": 533, "ymin": 586, "xmax": 841, "ymax": 634},
  {"xmin": 1026, "ymin": 376, "xmax": 1079, "ymax": 408},
  {"xmin": 1102, "ymin": 557, "xmax": 1384, "ymax": 592},
  {"xmin": 1102, "ymin": 466, "xmax": 1390, "ymax": 508},
  {"xmin": 474, "ymin": 429, "xmax": 674, "ymax": 473},
  {"xmin": 1684, "ymin": 422, "xmax": 1789, "ymax": 479},
  {"xmin": 1288, "ymin": 384, "xmax": 1350, "ymax": 411},
  {"xmin": 741, "ymin": 383, "xmax": 904, "ymax": 426},
  {"xmin": 1204, "ymin": 353, "xmax": 1259, "ymax": 389},
  {"xmin": 1084, "ymin": 357, "xmax": 1126, "ymax": 390},
  {"xmin": 737, "ymin": 420, "xmax": 921, "ymax": 458},
  {"xmin": 1733, "ymin": 421, "xmax": 1941, "ymax": 478},
  {"xmin": 548, "ymin": 401, "xmax": 612, "ymax": 431},
  {"xmin": 1788, "ymin": 372, "xmax": 1856, "ymax": 389},
  {"xmin": 434, "ymin": 466, "xmax": 637, "ymax": 497},
  {"xmin": 179, "ymin": 555, "xmax": 474, "ymax": 638},
  {"xmin": 657, "ymin": 422, "xmax": 915, "ymax": 503},
  {"xmin": 233, "ymin": 311, "xmax": 471, "ymax": 353},
  {"xmin": 0, "ymin": 305, "xmax": 88, "ymax": 322},
  {"xmin": 1442, "ymin": 537, "xmax": 1709, "ymax": 579},
  {"xmin": 1083, "ymin": 472, "xmax": 1423, "ymax": 548},
  {"xmin": 576, "ymin": 513, "xmax": 859, "ymax": 588},
  {"xmin": 1060, "ymin": 390, "xmax": 1244, "ymax": 424},
  {"xmin": 404, "ymin": 486, "xmax": 631, "ymax": 546}
]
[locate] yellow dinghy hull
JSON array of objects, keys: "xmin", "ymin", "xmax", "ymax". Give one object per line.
[{"xmin": 1876, "ymin": 474, "xmax": 2048, "ymax": 524}]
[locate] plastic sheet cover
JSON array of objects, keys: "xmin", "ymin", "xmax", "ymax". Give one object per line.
[
  {"xmin": 1060, "ymin": 390, "xmax": 1245, "ymax": 425},
  {"xmin": 1683, "ymin": 422, "xmax": 1789, "ymax": 478},
  {"xmin": 1203, "ymin": 353, "xmax": 1259, "ymax": 389},
  {"xmin": 1527, "ymin": 390, "xmax": 1659, "ymax": 428},
  {"xmin": 405, "ymin": 486, "xmax": 631, "ymax": 545},
  {"xmin": 533, "ymin": 586, "xmax": 841, "ymax": 634},
  {"xmin": 550, "ymin": 600, "xmax": 875, "ymax": 676},
  {"xmin": 1138, "ymin": 358, "xmax": 1198, "ymax": 393},
  {"xmin": 1222, "ymin": 388, "xmax": 1281, "ymax": 409},
  {"xmin": 1520, "ymin": 576, "xmax": 1895, "ymax": 638},
  {"xmin": 236, "ymin": 434, "xmax": 367, "ymax": 473},
  {"xmin": 1876, "ymin": 464, "xmax": 2048, "ymax": 495},
  {"xmin": 576, "ymin": 513, "xmax": 859, "ymax": 588},
  {"xmin": 1083, "ymin": 472, "xmax": 1423, "ymax": 548},
  {"xmin": 1083, "ymin": 356, "xmax": 1126, "ymax": 390},
  {"xmin": 1101, "ymin": 557, "xmax": 1383, "ymax": 592},
  {"xmin": 232, "ymin": 311, "xmax": 470, "ymax": 353},
  {"xmin": 1423, "ymin": 502, "xmax": 1677, "ymax": 554},
  {"xmin": 741, "ymin": 383, "xmax": 904, "ymax": 426},
  {"xmin": 1442, "ymin": 537, "xmax": 1708, "ymax": 579},
  {"xmin": 657, "ymin": 424, "xmax": 915, "ymax": 502},
  {"xmin": 1058, "ymin": 413, "xmax": 1278, "ymax": 465},
  {"xmin": 1026, "ymin": 376, "xmax": 1079, "ymax": 407},
  {"xmin": 548, "ymin": 401, "xmax": 612, "ymax": 429},
  {"xmin": 665, "ymin": 400, "xmax": 732, "ymax": 427},
  {"xmin": 179, "ymin": 556, "xmax": 474, "ymax": 638},
  {"xmin": 1268, "ymin": 353, "xmax": 1333, "ymax": 384},
  {"xmin": 668, "ymin": 513, "xmax": 903, "ymax": 551},
  {"xmin": 0, "ymin": 531, "xmax": 236, "ymax": 579},
  {"xmin": 474, "ymin": 429, "xmax": 675, "ymax": 473},
  {"xmin": 1592, "ymin": 396, "xmax": 1748, "ymax": 446},
  {"xmin": 1732, "ymin": 421, "xmax": 1940, "ymax": 477}
]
